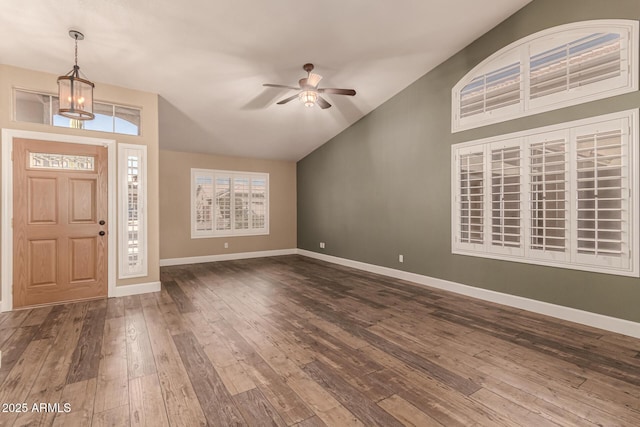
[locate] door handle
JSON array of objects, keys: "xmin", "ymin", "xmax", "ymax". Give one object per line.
[{"xmin": 99, "ymin": 231, "xmax": 106, "ymax": 236}]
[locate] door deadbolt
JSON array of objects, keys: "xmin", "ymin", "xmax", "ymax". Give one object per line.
[{"xmin": 99, "ymin": 220, "xmax": 106, "ymax": 225}]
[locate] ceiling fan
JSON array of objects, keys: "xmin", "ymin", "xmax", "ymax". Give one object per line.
[{"xmin": 263, "ymin": 63, "xmax": 356, "ymax": 109}]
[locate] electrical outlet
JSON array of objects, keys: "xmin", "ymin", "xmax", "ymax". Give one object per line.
[
  {"xmin": 320, "ymin": 242, "xmax": 325, "ymax": 249},
  {"xmin": 399, "ymin": 254, "xmax": 404, "ymax": 263},
  {"xmin": 224, "ymin": 242, "xmax": 229, "ymax": 249}
]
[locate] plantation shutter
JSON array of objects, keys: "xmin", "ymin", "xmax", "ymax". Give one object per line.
[
  {"xmin": 194, "ymin": 172, "xmax": 214, "ymax": 232},
  {"xmin": 458, "ymin": 151, "xmax": 485, "ymax": 248},
  {"xmin": 530, "ymin": 33, "xmax": 623, "ymax": 100},
  {"xmin": 490, "ymin": 144, "xmax": 522, "ymax": 255},
  {"xmin": 574, "ymin": 122, "xmax": 630, "ymax": 269},
  {"xmin": 251, "ymin": 177, "xmax": 267, "ymax": 229},
  {"xmin": 453, "ymin": 21, "xmax": 637, "ymax": 132},
  {"xmin": 233, "ymin": 177, "xmax": 250, "ymax": 230},
  {"xmin": 459, "ymin": 62, "xmax": 522, "ymax": 121},
  {"xmin": 215, "ymin": 176, "xmax": 231, "ymax": 231},
  {"xmin": 528, "ymin": 134, "xmax": 569, "ymax": 261}
]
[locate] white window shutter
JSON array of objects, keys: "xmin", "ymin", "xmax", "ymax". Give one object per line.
[
  {"xmin": 452, "ymin": 20, "xmax": 638, "ymax": 132},
  {"xmin": 490, "ymin": 143, "xmax": 523, "ymax": 255},
  {"xmin": 451, "ymin": 110, "xmax": 637, "ymax": 277}
]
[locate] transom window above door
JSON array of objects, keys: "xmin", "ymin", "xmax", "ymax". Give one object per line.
[{"xmin": 14, "ymin": 89, "xmax": 141, "ymax": 136}]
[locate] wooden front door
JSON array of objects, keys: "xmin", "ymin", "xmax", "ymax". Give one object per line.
[{"xmin": 13, "ymin": 138, "xmax": 108, "ymax": 308}]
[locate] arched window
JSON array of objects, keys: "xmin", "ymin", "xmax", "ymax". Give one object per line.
[{"xmin": 452, "ymin": 20, "xmax": 638, "ymax": 132}]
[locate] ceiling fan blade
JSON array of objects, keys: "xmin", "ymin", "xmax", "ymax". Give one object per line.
[
  {"xmin": 318, "ymin": 88, "xmax": 356, "ymax": 96},
  {"xmin": 307, "ymin": 73, "xmax": 323, "ymax": 88},
  {"xmin": 316, "ymin": 96, "xmax": 331, "ymax": 109},
  {"xmin": 276, "ymin": 94, "xmax": 299, "ymax": 105},
  {"xmin": 263, "ymin": 83, "xmax": 299, "ymax": 90}
]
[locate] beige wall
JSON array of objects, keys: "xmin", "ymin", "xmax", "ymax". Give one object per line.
[
  {"xmin": 159, "ymin": 150, "xmax": 296, "ymax": 260},
  {"xmin": 0, "ymin": 64, "xmax": 160, "ymax": 301}
]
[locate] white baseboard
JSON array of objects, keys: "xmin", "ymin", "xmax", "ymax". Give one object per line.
[
  {"xmin": 298, "ymin": 249, "xmax": 640, "ymax": 339},
  {"xmin": 114, "ymin": 281, "xmax": 161, "ymax": 298},
  {"xmin": 160, "ymin": 249, "xmax": 298, "ymax": 267}
]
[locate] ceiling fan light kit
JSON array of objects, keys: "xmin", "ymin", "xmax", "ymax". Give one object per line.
[
  {"xmin": 57, "ymin": 30, "xmax": 95, "ymax": 120},
  {"xmin": 299, "ymin": 90, "xmax": 318, "ymax": 107},
  {"xmin": 264, "ymin": 63, "xmax": 356, "ymax": 109}
]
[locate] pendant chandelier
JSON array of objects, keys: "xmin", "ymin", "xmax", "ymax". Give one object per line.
[{"xmin": 57, "ymin": 30, "xmax": 95, "ymax": 120}]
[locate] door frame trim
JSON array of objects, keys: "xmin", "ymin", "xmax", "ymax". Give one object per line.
[{"xmin": 1, "ymin": 129, "xmax": 116, "ymax": 312}]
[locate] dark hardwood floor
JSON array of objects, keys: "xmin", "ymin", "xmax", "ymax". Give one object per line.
[{"xmin": 0, "ymin": 255, "xmax": 639, "ymax": 426}]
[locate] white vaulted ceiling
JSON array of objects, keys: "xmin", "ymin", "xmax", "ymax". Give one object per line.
[{"xmin": 0, "ymin": 0, "xmax": 531, "ymax": 160}]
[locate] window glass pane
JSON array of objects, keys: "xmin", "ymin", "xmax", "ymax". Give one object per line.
[
  {"xmin": 115, "ymin": 106, "xmax": 141, "ymax": 136},
  {"xmin": 127, "ymin": 155, "xmax": 141, "ymax": 269},
  {"xmin": 195, "ymin": 175, "xmax": 213, "ymax": 231},
  {"xmin": 29, "ymin": 152, "xmax": 95, "ymax": 171},
  {"xmin": 82, "ymin": 103, "xmax": 115, "ymax": 133},
  {"xmin": 15, "ymin": 91, "xmax": 50, "ymax": 124},
  {"xmin": 52, "ymin": 95, "xmax": 71, "ymax": 128}
]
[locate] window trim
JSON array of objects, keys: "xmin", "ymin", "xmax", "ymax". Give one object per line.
[
  {"xmin": 118, "ymin": 143, "xmax": 147, "ymax": 279},
  {"xmin": 190, "ymin": 168, "xmax": 270, "ymax": 239},
  {"xmin": 451, "ymin": 109, "xmax": 639, "ymax": 277},
  {"xmin": 452, "ymin": 20, "xmax": 639, "ymax": 133}
]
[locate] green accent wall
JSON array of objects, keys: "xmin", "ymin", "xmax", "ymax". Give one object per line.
[{"xmin": 297, "ymin": 0, "xmax": 640, "ymax": 322}]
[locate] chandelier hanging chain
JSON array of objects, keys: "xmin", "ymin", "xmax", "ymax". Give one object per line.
[{"xmin": 74, "ymin": 33, "xmax": 78, "ymax": 68}]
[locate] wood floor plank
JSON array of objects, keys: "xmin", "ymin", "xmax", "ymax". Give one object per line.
[
  {"xmin": 241, "ymin": 352, "xmax": 315, "ymax": 425},
  {"xmin": 0, "ymin": 309, "xmax": 30, "ymax": 330},
  {"xmin": 0, "ymin": 325, "xmax": 39, "ymax": 384},
  {"xmin": 292, "ymin": 415, "xmax": 328, "ymax": 427},
  {"xmin": 163, "ymin": 280, "xmax": 196, "ymax": 314},
  {"xmin": 106, "ymin": 297, "xmax": 125, "ymax": 319},
  {"xmin": 172, "ymin": 330, "xmax": 246, "ymax": 426},
  {"xmin": 124, "ymin": 295, "xmax": 157, "ymax": 379},
  {"xmin": 302, "ymin": 360, "xmax": 404, "ymax": 427},
  {"xmin": 34, "ymin": 304, "xmax": 73, "ymax": 340},
  {"xmin": 93, "ymin": 317, "xmax": 129, "ymax": 413},
  {"xmin": 12, "ymin": 302, "xmax": 88, "ymax": 427},
  {"xmin": 129, "ymin": 374, "xmax": 170, "ymax": 427},
  {"xmin": 141, "ymin": 296, "xmax": 208, "ymax": 427},
  {"xmin": 52, "ymin": 378, "xmax": 98, "ymax": 427},
  {"xmin": 377, "ymin": 394, "xmax": 444, "ymax": 427},
  {"xmin": 67, "ymin": 306, "xmax": 107, "ymax": 384},
  {"xmin": 91, "ymin": 404, "xmax": 130, "ymax": 427},
  {"xmin": 233, "ymin": 387, "xmax": 288, "ymax": 427},
  {"xmin": 20, "ymin": 305, "xmax": 53, "ymax": 327},
  {"xmin": 0, "ymin": 338, "xmax": 52, "ymax": 426}
]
